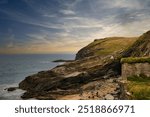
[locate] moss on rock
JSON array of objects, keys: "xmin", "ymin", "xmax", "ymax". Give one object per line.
[{"xmin": 121, "ymin": 57, "xmax": 150, "ymax": 64}]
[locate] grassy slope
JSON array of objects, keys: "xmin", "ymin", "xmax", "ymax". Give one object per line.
[
  {"xmin": 121, "ymin": 57, "xmax": 150, "ymax": 63},
  {"xmin": 127, "ymin": 75, "xmax": 150, "ymax": 100},
  {"xmin": 86, "ymin": 37, "xmax": 138, "ymax": 56}
]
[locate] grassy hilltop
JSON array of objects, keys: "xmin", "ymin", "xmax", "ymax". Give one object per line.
[{"xmin": 76, "ymin": 37, "xmax": 137, "ymax": 59}]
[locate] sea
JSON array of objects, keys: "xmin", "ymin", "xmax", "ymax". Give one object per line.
[{"xmin": 0, "ymin": 54, "xmax": 75, "ymax": 100}]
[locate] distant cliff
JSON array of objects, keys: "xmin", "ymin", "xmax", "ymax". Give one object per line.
[{"xmin": 76, "ymin": 37, "xmax": 137, "ymax": 60}]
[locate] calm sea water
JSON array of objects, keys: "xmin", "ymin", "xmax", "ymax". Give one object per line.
[{"xmin": 0, "ymin": 54, "xmax": 75, "ymax": 99}]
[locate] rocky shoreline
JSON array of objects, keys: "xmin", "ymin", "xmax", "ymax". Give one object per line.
[
  {"xmin": 19, "ymin": 78, "xmax": 123, "ymax": 100},
  {"xmin": 10, "ymin": 30, "xmax": 150, "ymax": 100}
]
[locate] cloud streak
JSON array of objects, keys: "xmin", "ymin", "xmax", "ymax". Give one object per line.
[{"xmin": 0, "ymin": 0, "xmax": 150, "ymax": 54}]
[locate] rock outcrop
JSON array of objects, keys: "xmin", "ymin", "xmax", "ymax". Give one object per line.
[
  {"xmin": 19, "ymin": 55, "xmax": 120, "ymax": 99},
  {"xmin": 122, "ymin": 31, "xmax": 150, "ymax": 57},
  {"xmin": 19, "ymin": 30, "xmax": 150, "ymax": 100}
]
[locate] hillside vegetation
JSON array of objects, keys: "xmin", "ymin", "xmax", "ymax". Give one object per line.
[
  {"xmin": 127, "ymin": 75, "xmax": 150, "ymax": 100},
  {"xmin": 121, "ymin": 57, "xmax": 150, "ymax": 63},
  {"xmin": 76, "ymin": 37, "xmax": 138, "ymax": 59}
]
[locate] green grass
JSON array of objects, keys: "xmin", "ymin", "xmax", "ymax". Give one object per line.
[
  {"xmin": 121, "ymin": 57, "xmax": 150, "ymax": 64},
  {"xmin": 127, "ymin": 75, "xmax": 150, "ymax": 100},
  {"xmin": 87, "ymin": 37, "xmax": 138, "ymax": 56},
  {"xmin": 133, "ymin": 89, "xmax": 150, "ymax": 100},
  {"xmin": 127, "ymin": 74, "xmax": 150, "ymax": 82}
]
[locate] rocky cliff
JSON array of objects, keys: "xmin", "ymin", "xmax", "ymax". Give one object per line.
[
  {"xmin": 18, "ymin": 30, "xmax": 150, "ymax": 100},
  {"xmin": 122, "ymin": 31, "xmax": 150, "ymax": 57}
]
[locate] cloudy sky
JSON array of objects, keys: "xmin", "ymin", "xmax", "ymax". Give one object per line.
[{"xmin": 0, "ymin": 0, "xmax": 150, "ymax": 54}]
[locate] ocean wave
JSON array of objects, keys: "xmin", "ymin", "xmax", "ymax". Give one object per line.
[{"xmin": 0, "ymin": 83, "xmax": 25, "ymax": 100}]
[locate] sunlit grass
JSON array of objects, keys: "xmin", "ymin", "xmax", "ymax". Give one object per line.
[
  {"xmin": 127, "ymin": 75, "xmax": 150, "ymax": 100},
  {"xmin": 87, "ymin": 37, "xmax": 137, "ymax": 56},
  {"xmin": 121, "ymin": 57, "xmax": 150, "ymax": 64}
]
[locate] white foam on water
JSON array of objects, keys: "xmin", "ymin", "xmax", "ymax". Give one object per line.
[{"xmin": 0, "ymin": 83, "xmax": 25, "ymax": 100}]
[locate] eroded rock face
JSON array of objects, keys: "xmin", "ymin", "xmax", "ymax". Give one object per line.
[
  {"xmin": 20, "ymin": 78, "xmax": 121, "ymax": 100},
  {"xmin": 19, "ymin": 57, "xmax": 119, "ymax": 99},
  {"xmin": 122, "ymin": 31, "xmax": 150, "ymax": 57},
  {"xmin": 122, "ymin": 63, "xmax": 150, "ymax": 79},
  {"xmin": 19, "ymin": 55, "xmax": 121, "ymax": 99}
]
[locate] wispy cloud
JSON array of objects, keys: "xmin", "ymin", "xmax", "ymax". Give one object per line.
[
  {"xmin": 59, "ymin": 10, "xmax": 76, "ymax": 15},
  {"xmin": 0, "ymin": 0, "xmax": 150, "ymax": 54},
  {"xmin": 107, "ymin": 0, "xmax": 141, "ymax": 9}
]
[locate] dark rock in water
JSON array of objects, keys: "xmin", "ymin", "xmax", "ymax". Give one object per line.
[
  {"xmin": 52, "ymin": 59, "xmax": 74, "ymax": 62},
  {"xmin": 7, "ymin": 87, "xmax": 18, "ymax": 92}
]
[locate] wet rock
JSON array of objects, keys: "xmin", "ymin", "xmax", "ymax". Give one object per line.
[{"xmin": 7, "ymin": 87, "xmax": 18, "ymax": 92}]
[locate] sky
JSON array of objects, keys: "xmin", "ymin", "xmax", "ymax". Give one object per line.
[{"xmin": 0, "ymin": 0, "xmax": 150, "ymax": 54}]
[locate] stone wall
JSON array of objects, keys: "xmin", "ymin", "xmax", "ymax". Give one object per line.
[{"xmin": 122, "ymin": 62, "xmax": 150, "ymax": 79}]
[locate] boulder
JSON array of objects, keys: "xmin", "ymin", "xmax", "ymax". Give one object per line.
[
  {"xmin": 104, "ymin": 94, "xmax": 114, "ymax": 100},
  {"xmin": 6, "ymin": 87, "xmax": 18, "ymax": 92}
]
